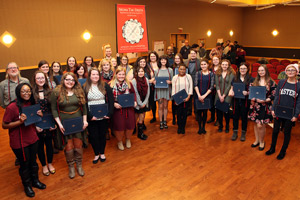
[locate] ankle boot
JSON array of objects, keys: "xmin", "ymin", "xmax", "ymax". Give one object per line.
[
  {"xmin": 64, "ymin": 149, "xmax": 76, "ymax": 179},
  {"xmin": 142, "ymin": 122, "xmax": 147, "ymax": 130},
  {"xmin": 240, "ymin": 130, "xmax": 246, "ymax": 141},
  {"xmin": 265, "ymin": 146, "xmax": 276, "ymax": 155},
  {"xmin": 163, "ymin": 121, "xmax": 168, "ymax": 129},
  {"xmin": 231, "ymin": 130, "xmax": 238, "ymax": 141},
  {"xmin": 74, "ymin": 148, "xmax": 85, "ymax": 176},
  {"xmin": 31, "ymin": 165, "xmax": 46, "ymax": 189},
  {"xmin": 20, "ymin": 169, "xmax": 35, "ymax": 197},
  {"xmin": 137, "ymin": 123, "xmax": 148, "ymax": 140}
]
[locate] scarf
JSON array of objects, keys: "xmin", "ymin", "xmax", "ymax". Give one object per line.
[
  {"xmin": 102, "ymin": 70, "xmax": 113, "ymax": 81},
  {"xmin": 112, "ymin": 81, "xmax": 130, "ymax": 101},
  {"xmin": 136, "ymin": 76, "xmax": 148, "ymax": 101}
]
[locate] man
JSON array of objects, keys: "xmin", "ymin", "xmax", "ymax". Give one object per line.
[
  {"xmin": 184, "ymin": 49, "xmax": 201, "ymax": 116},
  {"xmin": 103, "ymin": 45, "xmax": 120, "ymax": 65},
  {"xmin": 223, "ymin": 40, "xmax": 231, "ymax": 55},
  {"xmin": 171, "ymin": 43, "xmax": 177, "ymax": 55},
  {"xmin": 198, "ymin": 42, "xmax": 207, "ymax": 60},
  {"xmin": 166, "ymin": 46, "xmax": 174, "ymax": 67},
  {"xmin": 180, "ymin": 40, "xmax": 190, "ymax": 60},
  {"xmin": 0, "ymin": 62, "xmax": 30, "ymax": 166},
  {"xmin": 209, "ymin": 42, "xmax": 223, "ymax": 59}
]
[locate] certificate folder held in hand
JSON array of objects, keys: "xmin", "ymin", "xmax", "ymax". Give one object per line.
[
  {"xmin": 249, "ymin": 86, "xmax": 266, "ymax": 101},
  {"xmin": 23, "ymin": 104, "xmax": 42, "ymax": 126},
  {"xmin": 233, "ymin": 83, "xmax": 245, "ymax": 99},
  {"xmin": 275, "ymin": 105, "xmax": 294, "ymax": 120},
  {"xmin": 215, "ymin": 100, "xmax": 230, "ymax": 113},
  {"xmin": 62, "ymin": 117, "xmax": 83, "ymax": 135},
  {"xmin": 117, "ymin": 93, "xmax": 134, "ymax": 108},
  {"xmin": 155, "ymin": 77, "xmax": 169, "ymax": 88},
  {"xmin": 195, "ymin": 99, "xmax": 211, "ymax": 110},
  {"xmin": 35, "ymin": 114, "xmax": 55, "ymax": 129},
  {"xmin": 90, "ymin": 104, "xmax": 108, "ymax": 118},
  {"xmin": 172, "ymin": 89, "xmax": 188, "ymax": 105}
]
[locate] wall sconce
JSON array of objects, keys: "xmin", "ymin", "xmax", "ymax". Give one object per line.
[
  {"xmin": 229, "ymin": 30, "xmax": 234, "ymax": 37},
  {"xmin": 82, "ymin": 30, "xmax": 92, "ymax": 43},
  {"xmin": 0, "ymin": 31, "xmax": 16, "ymax": 48},
  {"xmin": 272, "ymin": 29, "xmax": 278, "ymax": 37},
  {"xmin": 207, "ymin": 30, "xmax": 212, "ymax": 37}
]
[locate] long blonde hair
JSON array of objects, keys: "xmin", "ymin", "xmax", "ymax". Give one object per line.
[
  {"xmin": 110, "ymin": 66, "xmax": 131, "ymax": 89},
  {"xmin": 98, "ymin": 58, "xmax": 113, "ymax": 72}
]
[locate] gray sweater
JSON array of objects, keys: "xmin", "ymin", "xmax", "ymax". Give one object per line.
[{"xmin": 131, "ymin": 78, "xmax": 150, "ymax": 110}]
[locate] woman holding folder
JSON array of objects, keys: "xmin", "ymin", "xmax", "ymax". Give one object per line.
[
  {"xmin": 51, "ymin": 72, "xmax": 88, "ymax": 178},
  {"xmin": 172, "ymin": 64, "xmax": 193, "ymax": 134},
  {"xmin": 215, "ymin": 59, "xmax": 235, "ymax": 133},
  {"xmin": 148, "ymin": 51, "xmax": 159, "ymax": 123},
  {"xmin": 99, "ymin": 58, "xmax": 114, "ymax": 84},
  {"xmin": 194, "ymin": 59, "xmax": 214, "ymax": 134},
  {"xmin": 2, "ymin": 83, "xmax": 46, "ymax": 197},
  {"xmin": 228, "ymin": 63, "xmax": 254, "ymax": 141},
  {"xmin": 248, "ymin": 65, "xmax": 276, "ymax": 151},
  {"xmin": 84, "ymin": 68, "xmax": 114, "ymax": 163},
  {"xmin": 266, "ymin": 64, "xmax": 300, "ymax": 159},
  {"xmin": 32, "ymin": 71, "xmax": 56, "ymax": 176},
  {"xmin": 110, "ymin": 66, "xmax": 137, "ymax": 150}
]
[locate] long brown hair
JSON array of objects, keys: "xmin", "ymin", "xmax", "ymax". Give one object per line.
[
  {"xmin": 32, "ymin": 70, "xmax": 51, "ymax": 102},
  {"xmin": 172, "ymin": 53, "xmax": 184, "ymax": 69},
  {"xmin": 55, "ymin": 72, "xmax": 86, "ymax": 104},
  {"xmin": 84, "ymin": 68, "xmax": 106, "ymax": 96},
  {"xmin": 216, "ymin": 59, "xmax": 235, "ymax": 76},
  {"xmin": 252, "ymin": 64, "xmax": 273, "ymax": 87}
]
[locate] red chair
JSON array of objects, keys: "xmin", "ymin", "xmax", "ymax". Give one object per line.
[
  {"xmin": 292, "ymin": 61, "xmax": 299, "ymax": 64},
  {"xmin": 280, "ymin": 59, "xmax": 291, "ymax": 65},
  {"xmin": 270, "ymin": 73, "xmax": 278, "ymax": 80},
  {"xmin": 252, "ymin": 63, "xmax": 260, "ymax": 72},
  {"xmin": 269, "ymin": 59, "xmax": 279, "ymax": 64},
  {"xmin": 231, "ymin": 64, "xmax": 237, "ymax": 72},
  {"xmin": 276, "ymin": 65, "xmax": 285, "ymax": 74},
  {"xmin": 283, "ymin": 62, "xmax": 290, "ymax": 67},
  {"xmin": 274, "ymin": 79, "xmax": 280, "ymax": 85},
  {"xmin": 268, "ymin": 68, "xmax": 277, "ymax": 74},
  {"xmin": 272, "ymin": 62, "xmax": 280, "ymax": 67},
  {"xmin": 251, "ymin": 72, "xmax": 257, "ymax": 78},
  {"xmin": 266, "ymin": 64, "xmax": 274, "ymax": 69}
]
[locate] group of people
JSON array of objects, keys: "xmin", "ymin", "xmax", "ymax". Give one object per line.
[{"xmin": 1, "ymin": 44, "xmax": 300, "ymax": 198}]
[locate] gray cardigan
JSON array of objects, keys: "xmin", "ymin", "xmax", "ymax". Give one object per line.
[{"xmin": 131, "ymin": 78, "xmax": 150, "ymax": 110}]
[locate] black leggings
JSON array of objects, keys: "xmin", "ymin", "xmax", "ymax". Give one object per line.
[
  {"xmin": 177, "ymin": 102, "xmax": 189, "ymax": 131},
  {"xmin": 233, "ymin": 100, "xmax": 249, "ymax": 131},
  {"xmin": 37, "ymin": 130, "xmax": 53, "ymax": 166},
  {"xmin": 198, "ymin": 109, "xmax": 208, "ymax": 129},
  {"xmin": 217, "ymin": 109, "xmax": 230, "ymax": 129},
  {"xmin": 271, "ymin": 118, "xmax": 293, "ymax": 153},
  {"xmin": 88, "ymin": 119, "xmax": 108, "ymax": 155},
  {"xmin": 149, "ymin": 87, "xmax": 157, "ymax": 118}
]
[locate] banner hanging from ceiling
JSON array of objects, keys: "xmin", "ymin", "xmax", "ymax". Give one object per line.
[{"xmin": 116, "ymin": 4, "xmax": 149, "ymax": 53}]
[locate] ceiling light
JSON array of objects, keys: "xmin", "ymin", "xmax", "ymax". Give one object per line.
[
  {"xmin": 229, "ymin": 30, "xmax": 234, "ymax": 37},
  {"xmin": 272, "ymin": 29, "xmax": 279, "ymax": 37},
  {"xmin": 207, "ymin": 30, "xmax": 212, "ymax": 37},
  {"xmin": 82, "ymin": 30, "xmax": 92, "ymax": 43},
  {"xmin": 0, "ymin": 31, "xmax": 16, "ymax": 48}
]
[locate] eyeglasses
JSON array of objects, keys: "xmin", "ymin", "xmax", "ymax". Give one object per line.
[
  {"xmin": 7, "ymin": 67, "xmax": 18, "ymax": 70},
  {"xmin": 64, "ymin": 78, "xmax": 75, "ymax": 82},
  {"xmin": 36, "ymin": 77, "xmax": 45, "ymax": 80},
  {"xmin": 286, "ymin": 69, "xmax": 297, "ymax": 73},
  {"xmin": 20, "ymin": 90, "xmax": 31, "ymax": 94},
  {"xmin": 239, "ymin": 68, "xmax": 247, "ymax": 71}
]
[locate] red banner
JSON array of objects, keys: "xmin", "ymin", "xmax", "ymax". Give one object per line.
[{"xmin": 116, "ymin": 4, "xmax": 149, "ymax": 53}]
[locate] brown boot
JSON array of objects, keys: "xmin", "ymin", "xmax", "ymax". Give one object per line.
[
  {"xmin": 74, "ymin": 148, "xmax": 85, "ymax": 176},
  {"xmin": 64, "ymin": 150, "xmax": 75, "ymax": 179}
]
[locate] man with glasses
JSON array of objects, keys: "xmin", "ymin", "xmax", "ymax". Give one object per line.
[{"xmin": 0, "ymin": 62, "xmax": 30, "ymax": 166}]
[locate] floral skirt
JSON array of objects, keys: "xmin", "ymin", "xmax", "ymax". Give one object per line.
[{"xmin": 248, "ymin": 102, "xmax": 273, "ymax": 124}]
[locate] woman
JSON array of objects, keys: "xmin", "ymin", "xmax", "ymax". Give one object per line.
[
  {"xmin": 2, "ymin": 83, "xmax": 46, "ymax": 197},
  {"xmin": 74, "ymin": 63, "xmax": 88, "ymax": 80},
  {"xmin": 111, "ymin": 57, "xmax": 118, "ymax": 72},
  {"xmin": 119, "ymin": 55, "xmax": 134, "ymax": 81},
  {"xmin": 83, "ymin": 56, "xmax": 96, "ymax": 72},
  {"xmin": 172, "ymin": 64, "xmax": 193, "ymax": 134},
  {"xmin": 38, "ymin": 60, "xmax": 57, "ymax": 89},
  {"xmin": 99, "ymin": 58, "xmax": 114, "ymax": 83},
  {"xmin": 154, "ymin": 55, "xmax": 173, "ymax": 129},
  {"xmin": 215, "ymin": 59, "xmax": 235, "ymax": 133},
  {"xmin": 84, "ymin": 68, "xmax": 114, "ymax": 163},
  {"xmin": 32, "ymin": 71, "xmax": 56, "ymax": 176},
  {"xmin": 51, "ymin": 72, "xmax": 88, "ymax": 178},
  {"xmin": 172, "ymin": 53, "xmax": 184, "ymax": 125},
  {"xmin": 148, "ymin": 51, "xmax": 159, "ymax": 123},
  {"xmin": 110, "ymin": 66, "xmax": 137, "ymax": 150},
  {"xmin": 50, "ymin": 61, "xmax": 63, "ymax": 76},
  {"xmin": 248, "ymin": 64, "xmax": 276, "ymax": 151},
  {"xmin": 194, "ymin": 59, "xmax": 214, "ymax": 134},
  {"xmin": 229, "ymin": 62, "xmax": 253, "ymax": 141},
  {"xmin": 63, "ymin": 56, "xmax": 77, "ymax": 73},
  {"xmin": 207, "ymin": 55, "xmax": 221, "ymax": 126},
  {"xmin": 266, "ymin": 64, "xmax": 300, "ymax": 159},
  {"xmin": 132, "ymin": 66, "xmax": 150, "ymax": 140}
]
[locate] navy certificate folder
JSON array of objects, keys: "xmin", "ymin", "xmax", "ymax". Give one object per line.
[
  {"xmin": 62, "ymin": 117, "xmax": 83, "ymax": 135},
  {"xmin": 23, "ymin": 104, "xmax": 42, "ymax": 126},
  {"xmin": 195, "ymin": 99, "xmax": 211, "ymax": 110},
  {"xmin": 249, "ymin": 86, "xmax": 266, "ymax": 101},
  {"xmin": 172, "ymin": 89, "xmax": 188, "ymax": 105},
  {"xmin": 90, "ymin": 104, "xmax": 108, "ymax": 118},
  {"xmin": 155, "ymin": 77, "xmax": 169, "ymax": 88},
  {"xmin": 233, "ymin": 83, "xmax": 246, "ymax": 99},
  {"xmin": 275, "ymin": 105, "xmax": 294, "ymax": 120},
  {"xmin": 215, "ymin": 100, "xmax": 230, "ymax": 113},
  {"xmin": 117, "ymin": 93, "xmax": 134, "ymax": 108},
  {"xmin": 35, "ymin": 114, "xmax": 55, "ymax": 129}
]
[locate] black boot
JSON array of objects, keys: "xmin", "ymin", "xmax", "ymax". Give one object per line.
[
  {"xmin": 172, "ymin": 115, "xmax": 176, "ymax": 125},
  {"xmin": 31, "ymin": 165, "xmax": 46, "ymax": 190},
  {"xmin": 142, "ymin": 122, "xmax": 147, "ymax": 130},
  {"xmin": 265, "ymin": 146, "xmax": 275, "ymax": 155},
  {"xmin": 137, "ymin": 123, "xmax": 148, "ymax": 140},
  {"xmin": 231, "ymin": 130, "xmax": 238, "ymax": 141},
  {"xmin": 20, "ymin": 168, "xmax": 35, "ymax": 198},
  {"xmin": 150, "ymin": 116, "xmax": 156, "ymax": 123},
  {"xmin": 240, "ymin": 130, "xmax": 246, "ymax": 141}
]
